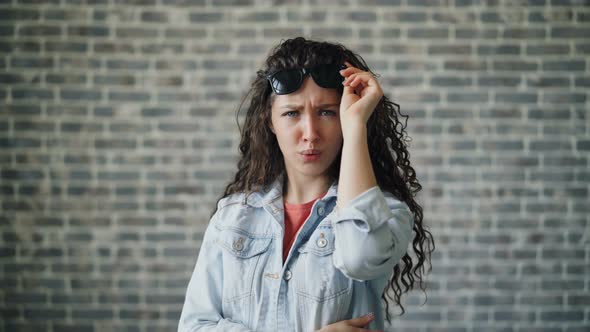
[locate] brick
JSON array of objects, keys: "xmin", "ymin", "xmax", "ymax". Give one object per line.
[
  {"xmin": 67, "ymin": 25, "xmax": 109, "ymax": 37},
  {"xmin": 308, "ymin": 28, "xmax": 353, "ymax": 38},
  {"xmin": 60, "ymin": 89, "xmax": 101, "ymax": 101},
  {"xmin": 72, "ymin": 309, "xmax": 114, "ymax": 320},
  {"xmin": 478, "ymin": 76, "xmax": 521, "ymax": 87},
  {"xmin": 430, "ymin": 76, "xmax": 472, "ymax": 87},
  {"xmin": 44, "ymin": 8, "xmax": 89, "ymax": 20},
  {"xmin": 503, "ymin": 27, "xmax": 546, "ymax": 39},
  {"xmin": 108, "ymin": 91, "xmax": 150, "ymax": 102},
  {"xmin": 53, "ymin": 324, "xmax": 95, "ymax": 332},
  {"xmin": 140, "ymin": 11, "xmax": 168, "ymax": 22},
  {"xmin": 528, "ymin": 8, "xmax": 573, "ymax": 22},
  {"xmin": 0, "ymin": 8, "xmax": 40, "ymax": 20},
  {"xmin": 18, "ymin": 25, "xmax": 61, "ymax": 36},
  {"xmin": 383, "ymin": 11, "xmax": 425, "ymax": 22},
  {"xmin": 477, "ymin": 44, "xmax": 520, "ymax": 55},
  {"xmin": 551, "ymin": 27, "xmax": 590, "ymax": 38},
  {"xmin": 115, "ymin": 27, "xmax": 158, "ymax": 39},
  {"xmin": 429, "ymin": 44, "xmax": 472, "ymax": 55},
  {"xmin": 526, "ymin": 43, "xmax": 570, "ymax": 55},
  {"xmin": 358, "ymin": 0, "xmax": 400, "ymax": 5},
  {"xmin": 542, "ymin": 59, "xmax": 586, "ymax": 71},
  {"xmin": 210, "ymin": 0, "xmax": 252, "ymax": 5},
  {"xmin": 286, "ymin": 10, "xmax": 326, "ymax": 22},
  {"xmin": 408, "ymin": 27, "xmax": 449, "ymax": 38},
  {"xmin": 445, "ymin": 59, "xmax": 488, "ymax": 71},
  {"xmin": 455, "ymin": 27, "xmax": 499, "ymax": 39},
  {"xmin": 11, "ymin": 57, "xmax": 53, "ymax": 68},
  {"xmin": 24, "ymin": 308, "xmax": 66, "ymax": 320},
  {"xmin": 540, "ymin": 310, "xmax": 584, "ymax": 321},
  {"xmin": 493, "ymin": 60, "xmax": 538, "ymax": 71},
  {"xmin": 0, "ymin": 41, "xmax": 41, "ymax": 52}
]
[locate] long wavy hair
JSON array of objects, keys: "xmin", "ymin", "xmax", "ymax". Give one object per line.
[{"xmin": 212, "ymin": 37, "xmax": 435, "ymax": 323}]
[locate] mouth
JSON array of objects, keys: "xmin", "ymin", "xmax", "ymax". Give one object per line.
[
  {"xmin": 300, "ymin": 149, "xmax": 321, "ymax": 156},
  {"xmin": 299, "ymin": 149, "xmax": 322, "ymax": 162}
]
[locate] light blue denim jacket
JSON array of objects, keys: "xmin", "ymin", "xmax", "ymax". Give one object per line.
[{"xmin": 178, "ymin": 175, "xmax": 414, "ymax": 332}]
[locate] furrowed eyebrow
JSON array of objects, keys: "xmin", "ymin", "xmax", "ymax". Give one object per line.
[{"xmin": 281, "ymin": 103, "xmax": 340, "ymax": 110}]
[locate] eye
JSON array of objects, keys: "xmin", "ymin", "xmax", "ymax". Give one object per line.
[
  {"xmin": 319, "ymin": 110, "xmax": 337, "ymax": 116},
  {"xmin": 282, "ymin": 110, "xmax": 299, "ymax": 117}
]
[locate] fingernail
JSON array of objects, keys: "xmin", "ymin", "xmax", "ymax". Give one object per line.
[{"xmin": 366, "ymin": 312, "xmax": 374, "ymax": 318}]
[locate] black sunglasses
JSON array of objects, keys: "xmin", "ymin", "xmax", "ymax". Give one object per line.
[{"xmin": 265, "ymin": 63, "xmax": 347, "ymax": 95}]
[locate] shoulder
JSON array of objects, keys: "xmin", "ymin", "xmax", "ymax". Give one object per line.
[
  {"xmin": 217, "ymin": 192, "xmax": 247, "ymax": 210},
  {"xmin": 211, "ymin": 191, "xmax": 263, "ymax": 226}
]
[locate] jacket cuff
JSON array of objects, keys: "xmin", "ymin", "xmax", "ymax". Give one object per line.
[{"xmin": 331, "ymin": 186, "xmax": 392, "ymax": 232}]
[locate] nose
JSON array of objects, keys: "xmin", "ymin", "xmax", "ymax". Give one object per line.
[{"xmin": 301, "ymin": 113, "xmax": 319, "ymax": 143}]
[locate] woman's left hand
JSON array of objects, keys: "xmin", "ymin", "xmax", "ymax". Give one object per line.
[{"xmin": 339, "ymin": 61, "xmax": 383, "ymax": 133}]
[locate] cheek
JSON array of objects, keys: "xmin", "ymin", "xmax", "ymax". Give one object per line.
[
  {"xmin": 273, "ymin": 124, "xmax": 296, "ymax": 148},
  {"xmin": 328, "ymin": 122, "xmax": 343, "ymax": 140}
]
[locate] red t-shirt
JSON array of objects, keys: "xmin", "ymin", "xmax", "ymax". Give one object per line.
[{"xmin": 282, "ymin": 191, "xmax": 327, "ymax": 263}]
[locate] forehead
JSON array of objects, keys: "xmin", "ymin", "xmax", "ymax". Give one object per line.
[
  {"xmin": 273, "ymin": 94, "xmax": 340, "ymax": 106},
  {"xmin": 271, "ymin": 85, "xmax": 341, "ymax": 109}
]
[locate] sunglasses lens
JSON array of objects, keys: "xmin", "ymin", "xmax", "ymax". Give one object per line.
[
  {"xmin": 270, "ymin": 69, "xmax": 302, "ymax": 95},
  {"xmin": 311, "ymin": 64, "xmax": 344, "ymax": 89}
]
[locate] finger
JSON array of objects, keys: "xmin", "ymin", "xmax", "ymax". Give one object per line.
[
  {"xmin": 341, "ymin": 62, "xmax": 363, "ymax": 75},
  {"xmin": 344, "ymin": 72, "xmax": 372, "ymax": 86},
  {"xmin": 350, "ymin": 76, "xmax": 371, "ymax": 94},
  {"xmin": 343, "ymin": 85, "xmax": 355, "ymax": 94},
  {"xmin": 346, "ymin": 313, "xmax": 375, "ymax": 327},
  {"xmin": 349, "ymin": 76, "xmax": 364, "ymax": 88},
  {"xmin": 345, "ymin": 72, "xmax": 371, "ymax": 85},
  {"xmin": 340, "ymin": 67, "xmax": 359, "ymax": 79},
  {"xmin": 342, "ymin": 72, "xmax": 359, "ymax": 85},
  {"xmin": 351, "ymin": 74, "xmax": 382, "ymax": 96}
]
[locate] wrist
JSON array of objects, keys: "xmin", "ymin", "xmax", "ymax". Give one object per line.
[{"xmin": 342, "ymin": 122, "xmax": 367, "ymax": 140}]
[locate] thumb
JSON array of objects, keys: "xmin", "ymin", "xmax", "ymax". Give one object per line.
[{"xmin": 347, "ymin": 312, "xmax": 375, "ymax": 327}]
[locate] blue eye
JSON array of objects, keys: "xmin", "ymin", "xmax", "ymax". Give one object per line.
[
  {"xmin": 283, "ymin": 111, "xmax": 299, "ymax": 117},
  {"xmin": 320, "ymin": 110, "xmax": 337, "ymax": 116}
]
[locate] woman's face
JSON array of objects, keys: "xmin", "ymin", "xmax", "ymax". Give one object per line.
[{"xmin": 270, "ymin": 76, "xmax": 343, "ymax": 181}]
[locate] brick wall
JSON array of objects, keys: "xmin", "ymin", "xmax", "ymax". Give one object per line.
[{"xmin": 1, "ymin": 1, "xmax": 589, "ymax": 331}]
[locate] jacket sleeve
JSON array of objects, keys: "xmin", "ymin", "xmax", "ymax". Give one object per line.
[
  {"xmin": 330, "ymin": 186, "xmax": 414, "ymax": 281},
  {"xmin": 178, "ymin": 212, "xmax": 254, "ymax": 332}
]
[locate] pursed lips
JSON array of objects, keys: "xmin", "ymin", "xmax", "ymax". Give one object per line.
[{"xmin": 300, "ymin": 149, "xmax": 321, "ymax": 155}]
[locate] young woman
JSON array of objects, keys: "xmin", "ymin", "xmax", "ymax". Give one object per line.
[{"xmin": 178, "ymin": 37, "xmax": 434, "ymax": 332}]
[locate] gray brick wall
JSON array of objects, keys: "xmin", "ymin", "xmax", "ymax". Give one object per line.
[{"xmin": 1, "ymin": 1, "xmax": 588, "ymax": 331}]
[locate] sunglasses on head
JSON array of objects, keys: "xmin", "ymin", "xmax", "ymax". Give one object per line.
[{"xmin": 265, "ymin": 63, "xmax": 347, "ymax": 95}]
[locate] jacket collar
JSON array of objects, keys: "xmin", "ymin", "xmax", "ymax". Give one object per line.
[{"xmin": 245, "ymin": 172, "xmax": 338, "ymax": 208}]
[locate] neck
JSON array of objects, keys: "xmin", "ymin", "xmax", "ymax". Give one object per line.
[{"xmin": 283, "ymin": 174, "xmax": 331, "ymax": 204}]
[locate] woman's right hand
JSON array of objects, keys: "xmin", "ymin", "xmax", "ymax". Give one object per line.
[{"xmin": 316, "ymin": 312, "xmax": 384, "ymax": 332}]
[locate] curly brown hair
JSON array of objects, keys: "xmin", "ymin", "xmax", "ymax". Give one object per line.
[{"xmin": 212, "ymin": 36, "xmax": 435, "ymax": 324}]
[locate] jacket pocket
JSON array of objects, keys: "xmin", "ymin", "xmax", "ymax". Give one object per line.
[
  {"xmin": 215, "ymin": 228, "xmax": 272, "ymax": 302},
  {"xmin": 294, "ymin": 224, "xmax": 352, "ymax": 303}
]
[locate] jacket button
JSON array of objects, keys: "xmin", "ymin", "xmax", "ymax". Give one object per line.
[
  {"xmin": 316, "ymin": 232, "xmax": 327, "ymax": 248},
  {"xmin": 283, "ymin": 270, "xmax": 292, "ymax": 281},
  {"xmin": 232, "ymin": 237, "xmax": 244, "ymax": 251},
  {"xmin": 317, "ymin": 206, "xmax": 325, "ymax": 216}
]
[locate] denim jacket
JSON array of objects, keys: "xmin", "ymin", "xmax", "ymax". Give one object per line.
[{"xmin": 178, "ymin": 175, "xmax": 414, "ymax": 332}]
